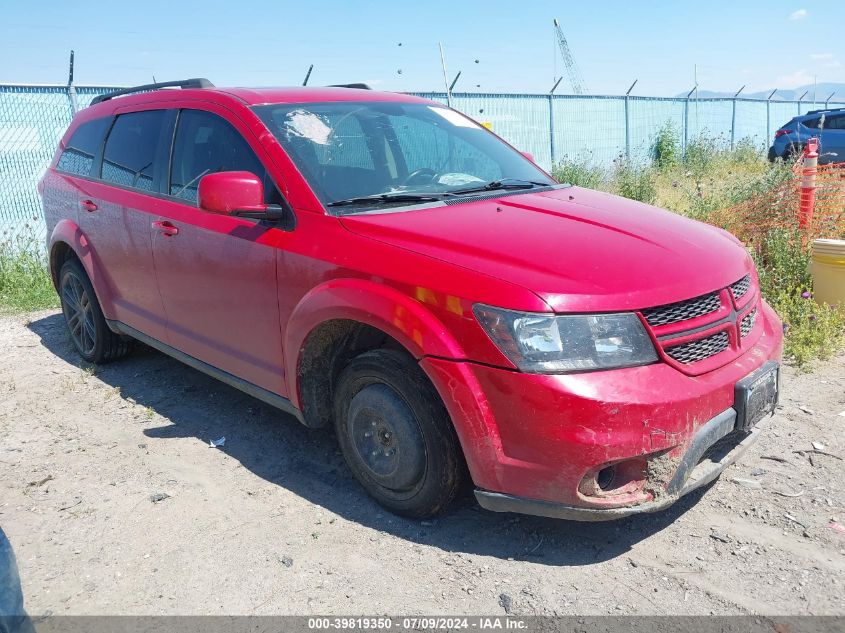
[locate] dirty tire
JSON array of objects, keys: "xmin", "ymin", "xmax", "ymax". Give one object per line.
[
  {"xmin": 58, "ymin": 258, "xmax": 132, "ymax": 364},
  {"xmin": 333, "ymin": 349, "xmax": 465, "ymax": 519}
]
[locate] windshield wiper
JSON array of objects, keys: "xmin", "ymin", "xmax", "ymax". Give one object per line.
[
  {"xmin": 326, "ymin": 192, "xmax": 444, "ymax": 208},
  {"xmin": 447, "ymin": 178, "xmax": 550, "ymax": 196}
]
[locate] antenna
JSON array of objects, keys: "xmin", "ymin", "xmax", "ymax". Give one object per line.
[
  {"xmin": 302, "ymin": 64, "xmax": 314, "ymax": 86},
  {"xmin": 552, "ymin": 19, "xmax": 586, "ymax": 94}
]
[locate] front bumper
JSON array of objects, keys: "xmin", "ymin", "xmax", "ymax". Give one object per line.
[
  {"xmin": 420, "ymin": 300, "xmax": 783, "ymax": 519},
  {"xmin": 475, "ymin": 407, "xmax": 768, "ymax": 520}
]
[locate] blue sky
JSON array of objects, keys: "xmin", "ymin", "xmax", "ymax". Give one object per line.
[{"xmin": 2, "ymin": 1, "xmax": 843, "ymax": 95}]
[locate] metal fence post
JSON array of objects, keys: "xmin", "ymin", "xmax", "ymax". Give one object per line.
[
  {"xmin": 730, "ymin": 85, "xmax": 745, "ymax": 150},
  {"xmin": 797, "ymin": 91, "xmax": 807, "ymax": 116},
  {"xmin": 623, "ymin": 80, "xmax": 636, "ymax": 161},
  {"xmin": 548, "ymin": 94, "xmax": 556, "ymax": 168},
  {"xmin": 682, "ymin": 86, "xmax": 695, "ymax": 157},
  {"xmin": 766, "ymin": 89, "xmax": 777, "ymax": 145},
  {"xmin": 624, "ymin": 96, "xmax": 630, "ymax": 160},
  {"xmin": 66, "ymin": 50, "xmax": 78, "ymax": 115}
]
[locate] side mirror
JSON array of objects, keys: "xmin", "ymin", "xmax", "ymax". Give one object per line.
[
  {"xmin": 198, "ymin": 171, "xmax": 294, "ymax": 229},
  {"xmin": 521, "ymin": 151, "xmax": 535, "ymax": 163},
  {"xmin": 198, "ymin": 171, "xmax": 266, "ymax": 215}
]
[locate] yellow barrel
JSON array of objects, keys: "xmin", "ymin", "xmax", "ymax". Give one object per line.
[{"xmin": 810, "ymin": 239, "xmax": 845, "ymax": 307}]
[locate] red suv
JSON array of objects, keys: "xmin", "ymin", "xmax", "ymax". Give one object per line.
[{"xmin": 39, "ymin": 79, "xmax": 783, "ymax": 520}]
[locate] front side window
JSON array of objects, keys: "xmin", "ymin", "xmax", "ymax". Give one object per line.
[
  {"xmin": 254, "ymin": 102, "xmax": 554, "ymax": 212},
  {"xmin": 57, "ymin": 117, "xmax": 111, "ymax": 177},
  {"xmin": 169, "ymin": 109, "xmax": 269, "ymax": 203},
  {"xmin": 101, "ymin": 110, "xmax": 166, "ymax": 191}
]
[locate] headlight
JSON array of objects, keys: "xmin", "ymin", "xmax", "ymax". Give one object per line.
[{"xmin": 473, "ymin": 305, "xmax": 658, "ymax": 374}]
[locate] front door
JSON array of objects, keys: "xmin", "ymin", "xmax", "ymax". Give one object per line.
[
  {"xmin": 822, "ymin": 114, "xmax": 845, "ymax": 162},
  {"xmin": 151, "ymin": 108, "xmax": 285, "ymax": 394}
]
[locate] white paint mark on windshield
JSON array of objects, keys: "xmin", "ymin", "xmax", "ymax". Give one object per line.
[{"xmin": 283, "ymin": 109, "xmax": 332, "ymax": 145}]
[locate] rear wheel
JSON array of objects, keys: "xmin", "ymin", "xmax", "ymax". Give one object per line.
[
  {"xmin": 58, "ymin": 258, "xmax": 132, "ymax": 364},
  {"xmin": 784, "ymin": 143, "xmax": 803, "ymax": 162},
  {"xmin": 333, "ymin": 349, "xmax": 466, "ymax": 518}
]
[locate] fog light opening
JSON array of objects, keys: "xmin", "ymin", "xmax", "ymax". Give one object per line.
[{"xmin": 596, "ymin": 466, "xmax": 616, "ymax": 491}]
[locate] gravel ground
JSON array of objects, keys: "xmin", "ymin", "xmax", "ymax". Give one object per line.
[{"xmin": 1, "ymin": 310, "xmax": 844, "ymax": 616}]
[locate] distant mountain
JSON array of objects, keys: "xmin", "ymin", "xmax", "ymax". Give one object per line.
[{"xmin": 675, "ymin": 82, "xmax": 845, "ymax": 101}]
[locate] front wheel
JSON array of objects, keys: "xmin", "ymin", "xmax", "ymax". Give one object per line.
[
  {"xmin": 58, "ymin": 259, "xmax": 132, "ymax": 364},
  {"xmin": 333, "ymin": 349, "xmax": 466, "ymax": 518}
]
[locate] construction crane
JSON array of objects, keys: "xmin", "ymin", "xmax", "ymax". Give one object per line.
[{"xmin": 553, "ymin": 18, "xmax": 587, "ymax": 95}]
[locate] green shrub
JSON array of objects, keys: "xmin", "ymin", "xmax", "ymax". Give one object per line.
[
  {"xmin": 683, "ymin": 135, "xmax": 722, "ymax": 173},
  {"xmin": 752, "ymin": 229, "xmax": 811, "ymax": 299},
  {"xmin": 652, "ymin": 122, "xmax": 680, "ymax": 169},
  {"xmin": 551, "ymin": 158, "xmax": 607, "ymax": 190},
  {"xmin": 0, "ymin": 231, "xmax": 58, "ymax": 313},
  {"xmin": 613, "ymin": 160, "xmax": 657, "ymax": 204},
  {"xmin": 769, "ymin": 292, "xmax": 845, "ymax": 368}
]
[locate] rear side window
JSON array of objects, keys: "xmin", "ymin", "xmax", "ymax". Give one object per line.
[
  {"xmin": 101, "ymin": 110, "xmax": 167, "ymax": 191},
  {"xmin": 826, "ymin": 115, "xmax": 845, "ymax": 130},
  {"xmin": 56, "ymin": 117, "xmax": 111, "ymax": 176},
  {"xmin": 169, "ymin": 109, "xmax": 269, "ymax": 203}
]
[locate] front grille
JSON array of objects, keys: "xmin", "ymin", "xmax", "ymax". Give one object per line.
[
  {"xmin": 642, "ymin": 292, "xmax": 721, "ymax": 327},
  {"xmin": 740, "ymin": 308, "xmax": 757, "ymax": 338},
  {"xmin": 665, "ymin": 331, "xmax": 729, "ymax": 364},
  {"xmin": 731, "ymin": 275, "xmax": 751, "ymax": 302}
]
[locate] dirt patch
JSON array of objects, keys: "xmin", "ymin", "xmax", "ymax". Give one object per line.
[{"xmin": 1, "ymin": 311, "xmax": 844, "ymax": 615}]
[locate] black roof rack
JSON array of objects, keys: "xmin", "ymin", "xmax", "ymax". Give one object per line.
[
  {"xmin": 91, "ymin": 78, "xmax": 214, "ymax": 105},
  {"xmin": 327, "ymin": 83, "xmax": 372, "ymax": 90}
]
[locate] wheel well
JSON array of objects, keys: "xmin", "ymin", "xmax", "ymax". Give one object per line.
[
  {"xmin": 49, "ymin": 242, "xmax": 78, "ymax": 289},
  {"xmin": 297, "ymin": 320, "xmax": 409, "ymax": 429}
]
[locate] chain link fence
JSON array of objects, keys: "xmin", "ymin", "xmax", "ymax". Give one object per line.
[{"xmin": 2, "ymin": 83, "xmax": 842, "ymax": 242}]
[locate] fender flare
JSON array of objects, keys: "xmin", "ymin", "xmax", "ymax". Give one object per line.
[
  {"xmin": 48, "ymin": 219, "xmax": 116, "ymax": 318},
  {"xmin": 284, "ymin": 278, "xmax": 467, "ymax": 409}
]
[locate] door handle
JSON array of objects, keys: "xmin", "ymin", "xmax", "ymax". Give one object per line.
[
  {"xmin": 81, "ymin": 199, "xmax": 98, "ymax": 212},
  {"xmin": 152, "ymin": 220, "xmax": 179, "ymax": 237}
]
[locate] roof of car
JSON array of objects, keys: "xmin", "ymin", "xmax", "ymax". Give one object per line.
[
  {"xmin": 215, "ymin": 86, "xmax": 432, "ymax": 106},
  {"xmin": 799, "ymin": 107, "xmax": 845, "ymax": 118}
]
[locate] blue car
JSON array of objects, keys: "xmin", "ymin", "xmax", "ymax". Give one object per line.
[{"xmin": 768, "ymin": 107, "xmax": 845, "ymax": 163}]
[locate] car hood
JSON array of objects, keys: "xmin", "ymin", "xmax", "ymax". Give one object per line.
[{"xmin": 339, "ymin": 186, "xmax": 752, "ymax": 313}]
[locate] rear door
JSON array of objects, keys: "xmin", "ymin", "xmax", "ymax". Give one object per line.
[
  {"xmin": 76, "ymin": 108, "xmax": 173, "ymax": 340},
  {"xmin": 151, "ymin": 106, "xmax": 286, "ymax": 394}
]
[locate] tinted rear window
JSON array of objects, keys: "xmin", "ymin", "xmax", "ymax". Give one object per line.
[
  {"xmin": 56, "ymin": 117, "xmax": 111, "ymax": 176},
  {"xmin": 101, "ymin": 110, "xmax": 167, "ymax": 191}
]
